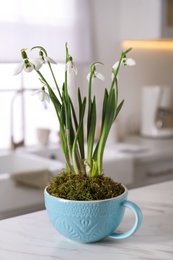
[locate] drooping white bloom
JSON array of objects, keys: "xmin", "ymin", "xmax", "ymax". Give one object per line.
[
  {"xmin": 37, "ymin": 56, "xmax": 57, "ymax": 65},
  {"xmin": 36, "ymin": 48, "xmax": 57, "ymax": 65},
  {"xmin": 44, "ymin": 56, "xmax": 57, "ymax": 64},
  {"xmin": 124, "ymin": 58, "xmax": 136, "ymax": 66},
  {"xmin": 86, "ymin": 70, "xmax": 105, "ymax": 81},
  {"xmin": 86, "ymin": 62, "xmax": 105, "ymax": 82},
  {"xmin": 29, "ymin": 58, "xmax": 44, "ymax": 69},
  {"xmin": 65, "ymin": 60, "xmax": 78, "ymax": 75},
  {"xmin": 113, "ymin": 58, "xmax": 136, "ymax": 71},
  {"xmin": 13, "ymin": 59, "xmax": 43, "ymax": 75},
  {"xmin": 31, "ymin": 87, "xmax": 50, "ymax": 103},
  {"xmin": 13, "ymin": 62, "xmax": 33, "ymax": 75}
]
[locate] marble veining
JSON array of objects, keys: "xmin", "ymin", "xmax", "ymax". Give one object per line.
[{"xmin": 0, "ymin": 181, "xmax": 173, "ymax": 259}]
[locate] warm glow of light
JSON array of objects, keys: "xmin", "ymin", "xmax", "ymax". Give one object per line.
[{"xmin": 122, "ymin": 39, "xmax": 173, "ymax": 50}]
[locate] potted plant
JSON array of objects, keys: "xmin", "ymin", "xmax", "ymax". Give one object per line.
[{"xmin": 14, "ymin": 44, "xmax": 142, "ymax": 243}]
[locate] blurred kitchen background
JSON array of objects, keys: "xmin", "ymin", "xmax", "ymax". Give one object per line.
[
  {"xmin": 2, "ymin": 0, "xmax": 173, "ymax": 147},
  {"xmin": 1, "ymin": 0, "xmax": 173, "ymax": 219}
]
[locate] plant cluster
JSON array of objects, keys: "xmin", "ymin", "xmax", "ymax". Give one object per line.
[{"xmin": 14, "ymin": 44, "xmax": 135, "ymax": 179}]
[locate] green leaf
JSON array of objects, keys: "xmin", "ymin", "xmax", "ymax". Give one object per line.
[
  {"xmin": 114, "ymin": 99, "xmax": 124, "ymax": 121},
  {"xmin": 87, "ymin": 97, "xmax": 96, "ymax": 168},
  {"xmin": 101, "ymin": 89, "xmax": 108, "ymax": 129},
  {"xmin": 124, "ymin": 47, "xmax": 132, "ymax": 54},
  {"xmin": 90, "ymin": 160, "xmax": 99, "ymax": 177},
  {"xmin": 70, "ymin": 97, "xmax": 78, "ymax": 131},
  {"xmin": 77, "ymin": 88, "xmax": 85, "ymax": 159},
  {"xmin": 72, "ymin": 97, "xmax": 86, "ymax": 174},
  {"xmin": 96, "ymin": 87, "xmax": 116, "ymax": 173}
]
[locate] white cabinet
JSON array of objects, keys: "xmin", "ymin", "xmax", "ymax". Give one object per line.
[
  {"xmin": 0, "ymin": 176, "xmax": 45, "ymax": 219},
  {"xmin": 122, "ymin": 135, "xmax": 173, "ymax": 188}
]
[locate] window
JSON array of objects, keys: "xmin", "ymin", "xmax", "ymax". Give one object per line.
[
  {"xmin": 0, "ymin": 0, "xmax": 92, "ymax": 149},
  {"xmin": 0, "ymin": 63, "xmax": 65, "ymax": 149}
]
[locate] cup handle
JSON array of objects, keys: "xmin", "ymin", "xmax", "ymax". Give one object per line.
[{"xmin": 109, "ymin": 200, "xmax": 143, "ymax": 239}]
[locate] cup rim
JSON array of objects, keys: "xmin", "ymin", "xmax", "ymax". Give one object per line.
[{"xmin": 44, "ymin": 184, "xmax": 128, "ymax": 203}]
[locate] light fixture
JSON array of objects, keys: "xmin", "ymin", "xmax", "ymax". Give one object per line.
[{"xmin": 122, "ymin": 39, "xmax": 173, "ymax": 50}]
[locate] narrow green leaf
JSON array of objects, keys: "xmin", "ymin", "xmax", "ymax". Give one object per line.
[
  {"xmin": 101, "ymin": 88, "xmax": 108, "ymax": 129},
  {"xmin": 124, "ymin": 47, "xmax": 132, "ymax": 54},
  {"xmin": 96, "ymin": 88, "xmax": 116, "ymax": 173},
  {"xmin": 70, "ymin": 97, "xmax": 78, "ymax": 130},
  {"xmin": 77, "ymin": 88, "xmax": 85, "ymax": 159},
  {"xmin": 114, "ymin": 99, "xmax": 124, "ymax": 121},
  {"xmin": 87, "ymin": 97, "xmax": 96, "ymax": 167},
  {"xmin": 90, "ymin": 160, "xmax": 99, "ymax": 178},
  {"xmin": 72, "ymin": 98, "xmax": 86, "ymax": 174}
]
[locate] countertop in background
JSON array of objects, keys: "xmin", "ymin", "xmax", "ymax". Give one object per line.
[{"xmin": 110, "ymin": 135, "xmax": 173, "ymax": 163}]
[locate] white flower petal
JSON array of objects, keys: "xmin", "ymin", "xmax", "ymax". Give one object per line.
[
  {"xmin": 95, "ymin": 72, "xmax": 105, "ymax": 81},
  {"xmin": 38, "ymin": 91, "xmax": 45, "ymax": 102},
  {"xmin": 24, "ymin": 64, "xmax": 34, "ymax": 73},
  {"xmin": 112, "ymin": 61, "xmax": 119, "ymax": 70},
  {"xmin": 31, "ymin": 89, "xmax": 49, "ymax": 103},
  {"xmin": 13, "ymin": 62, "xmax": 24, "ymax": 75},
  {"xmin": 45, "ymin": 56, "xmax": 57, "ymax": 64},
  {"xmin": 36, "ymin": 57, "xmax": 44, "ymax": 63},
  {"xmin": 30, "ymin": 59, "xmax": 43, "ymax": 70},
  {"xmin": 66, "ymin": 61, "xmax": 72, "ymax": 73},
  {"xmin": 30, "ymin": 58, "xmax": 43, "ymax": 64},
  {"xmin": 35, "ymin": 63, "xmax": 43, "ymax": 70},
  {"xmin": 126, "ymin": 58, "xmax": 136, "ymax": 66},
  {"xmin": 73, "ymin": 64, "xmax": 78, "ymax": 75},
  {"xmin": 86, "ymin": 73, "xmax": 90, "ymax": 81},
  {"xmin": 45, "ymin": 92, "xmax": 50, "ymax": 102},
  {"xmin": 111, "ymin": 73, "xmax": 119, "ymax": 81},
  {"xmin": 113, "ymin": 57, "xmax": 136, "ymax": 70},
  {"xmin": 66, "ymin": 61, "xmax": 77, "ymax": 75},
  {"xmin": 31, "ymin": 89, "xmax": 41, "ymax": 96}
]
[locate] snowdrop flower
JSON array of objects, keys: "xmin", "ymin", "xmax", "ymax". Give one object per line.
[
  {"xmin": 38, "ymin": 50, "xmax": 57, "ymax": 64},
  {"xmin": 31, "ymin": 87, "xmax": 50, "ymax": 103},
  {"xmin": 13, "ymin": 49, "xmax": 43, "ymax": 75},
  {"xmin": 65, "ymin": 60, "xmax": 78, "ymax": 75},
  {"xmin": 65, "ymin": 43, "xmax": 77, "ymax": 75},
  {"xmin": 113, "ymin": 58, "xmax": 136, "ymax": 71},
  {"xmin": 44, "ymin": 56, "xmax": 57, "ymax": 64},
  {"xmin": 87, "ymin": 63, "xmax": 105, "ymax": 81},
  {"xmin": 112, "ymin": 58, "xmax": 136, "ymax": 80},
  {"xmin": 13, "ymin": 59, "xmax": 42, "ymax": 75},
  {"xmin": 87, "ymin": 71, "xmax": 105, "ymax": 81}
]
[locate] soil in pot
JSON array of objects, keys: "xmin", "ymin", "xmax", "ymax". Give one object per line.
[{"xmin": 47, "ymin": 172, "xmax": 125, "ymax": 201}]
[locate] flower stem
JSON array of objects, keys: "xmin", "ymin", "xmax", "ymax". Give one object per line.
[{"xmin": 47, "ymin": 62, "xmax": 62, "ymax": 101}]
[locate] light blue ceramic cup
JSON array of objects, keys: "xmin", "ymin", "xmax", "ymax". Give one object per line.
[{"xmin": 44, "ymin": 185, "xmax": 142, "ymax": 243}]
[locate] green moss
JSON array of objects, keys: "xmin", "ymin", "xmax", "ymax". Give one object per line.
[{"xmin": 47, "ymin": 172, "xmax": 125, "ymax": 201}]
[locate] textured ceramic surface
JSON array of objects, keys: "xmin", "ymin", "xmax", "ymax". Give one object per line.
[{"xmin": 44, "ymin": 186, "xmax": 142, "ymax": 243}]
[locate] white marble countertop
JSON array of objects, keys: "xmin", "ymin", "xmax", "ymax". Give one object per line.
[{"xmin": 0, "ymin": 180, "xmax": 172, "ymax": 260}]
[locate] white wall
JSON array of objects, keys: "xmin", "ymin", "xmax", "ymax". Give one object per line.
[{"xmin": 79, "ymin": 0, "xmax": 173, "ymax": 139}]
